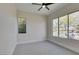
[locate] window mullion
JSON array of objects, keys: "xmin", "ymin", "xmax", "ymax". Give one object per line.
[
  {"xmin": 58, "ymin": 18, "xmax": 59, "ymax": 37},
  {"xmin": 67, "ymin": 15, "xmax": 69, "ymax": 39}
]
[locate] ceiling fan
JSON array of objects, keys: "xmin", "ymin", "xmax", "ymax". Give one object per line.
[{"xmin": 32, "ymin": 3, "xmax": 54, "ymax": 11}]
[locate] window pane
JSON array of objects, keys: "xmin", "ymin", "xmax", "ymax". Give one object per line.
[
  {"xmin": 53, "ymin": 18, "xmax": 58, "ymax": 36},
  {"xmin": 59, "ymin": 15, "xmax": 68, "ymax": 38},
  {"xmin": 69, "ymin": 12, "xmax": 79, "ymax": 40},
  {"xmin": 18, "ymin": 17, "xmax": 26, "ymax": 33}
]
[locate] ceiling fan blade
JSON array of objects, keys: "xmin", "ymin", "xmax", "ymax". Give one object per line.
[
  {"xmin": 45, "ymin": 6, "xmax": 50, "ymax": 10},
  {"xmin": 32, "ymin": 3, "xmax": 41, "ymax": 5},
  {"xmin": 45, "ymin": 3, "xmax": 54, "ymax": 5},
  {"xmin": 38, "ymin": 7, "xmax": 42, "ymax": 11}
]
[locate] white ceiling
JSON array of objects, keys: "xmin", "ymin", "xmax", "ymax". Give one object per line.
[{"xmin": 16, "ymin": 3, "xmax": 69, "ymax": 16}]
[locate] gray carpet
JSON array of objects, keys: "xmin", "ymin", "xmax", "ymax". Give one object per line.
[{"xmin": 13, "ymin": 41, "xmax": 77, "ymax": 55}]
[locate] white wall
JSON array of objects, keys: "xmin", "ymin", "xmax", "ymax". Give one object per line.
[
  {"xmin": 48, "ymin": 3, "xmax": 79, "ymax": 54},
  {"xmin": 0, "ymin": 4, "xmax": 17, "ymax": 54},
  {"xmin": 17, "ymin": 11, "xmax": 47, "ymax": 44}
]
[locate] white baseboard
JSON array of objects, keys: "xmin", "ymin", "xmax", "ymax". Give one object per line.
[{"xmin": 17, "ymin": 39, "xmax": 46, "ymax": 45}]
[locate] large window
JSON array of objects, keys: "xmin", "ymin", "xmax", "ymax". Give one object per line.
[
  {"xmin": 52, "ymin": 11, "xmax": 79, "ymax": 40},
  {"xmin": 69, "ymin": 12, "xmax": 79, "ymax": 40},
  {"xmin": 18, "ymin": 17, "xmax": 26, "ymax": 33},
  {"xmin": 59, "ymin": 15, "xmax": 68, "ymax": 38},
  {"xmin": 53, "ymin": 18, "xmax": 58, "ymax": 36}
]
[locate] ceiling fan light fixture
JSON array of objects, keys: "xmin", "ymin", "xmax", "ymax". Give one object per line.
[{"xmin": 42, "ymin": 5, "xmax": 45, "ymax": 8}]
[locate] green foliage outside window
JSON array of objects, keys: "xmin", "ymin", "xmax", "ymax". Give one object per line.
[{"xmin": 18, "ymin": 17, "xmax": 26, "ymax": 33}]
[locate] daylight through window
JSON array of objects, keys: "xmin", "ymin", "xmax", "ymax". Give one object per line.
[
  {"xmin": 52, "ymin": 11, "xmax": 79, "ymax": 40},
  {"xmin": 18, "ymin": 17, "xmax": 26, "ymax": 33}
]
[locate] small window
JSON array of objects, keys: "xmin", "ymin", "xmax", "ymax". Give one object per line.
[
  {"xmin": 53, "ymin": 18, "xmax": 58, "ymax": 37},
  {"xmin": 59, "ymin": 15, "xmax": 68, "ymax": 38},
  {"xmin": 18, "ymin": 17, "xmax": 26, "ymax": 33},
  {"xmin": 69, "ymin": 12, "xmax": 79, "ymax": 40}
]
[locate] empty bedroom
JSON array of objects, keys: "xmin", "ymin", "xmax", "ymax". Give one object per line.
[{"xmin": 0, "ymin": 3, "xmax": 79, "ymax": 55}]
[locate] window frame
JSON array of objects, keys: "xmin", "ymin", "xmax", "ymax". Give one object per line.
[
  {"xmin": 17, "ymin": 17, "xmax": 26, "ymax": 34},
  {"xmin": 52, "ymin": 10, "xmax": 79, "ymax": 40},
  {"xmin": 52, "ymin": 18, "xmax": 59, "ymax": 37}
]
